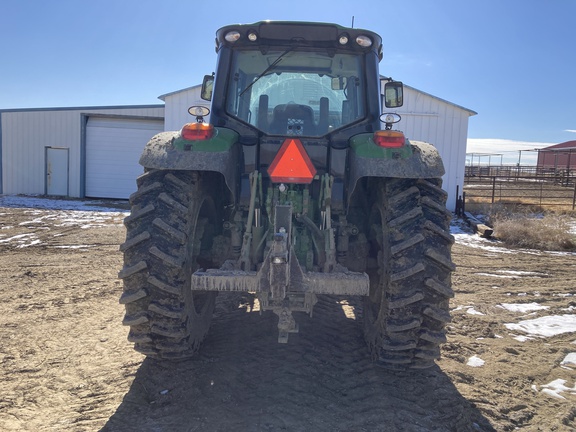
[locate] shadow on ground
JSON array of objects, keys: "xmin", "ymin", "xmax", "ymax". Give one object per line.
[{"xmin": 102, "ymin": 296, "xmax": 494, "ymax": 432}]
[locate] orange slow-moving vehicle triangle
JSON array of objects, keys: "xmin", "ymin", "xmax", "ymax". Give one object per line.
[{"xmin": 267, "ymin": 138, "xmax": 317, "ymax": 184}]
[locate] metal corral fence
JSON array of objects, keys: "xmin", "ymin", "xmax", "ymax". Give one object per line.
[{"xmin": 463, "ymin": 165, "xmax": 576, "ymax": 211}]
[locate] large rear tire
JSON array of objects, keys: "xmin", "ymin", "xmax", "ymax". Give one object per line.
[
  {"xmin": 363, "ymin": 177, "xmax": 455, "ymax": 369},
  {"xmin": 119, "ymin": 170, "xmax": 220, "ymax": 359}
]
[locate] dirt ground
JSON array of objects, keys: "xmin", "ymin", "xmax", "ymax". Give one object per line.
[{"xmin": 0, "ymin": 202, "xmax": 575, "ymax": 431}]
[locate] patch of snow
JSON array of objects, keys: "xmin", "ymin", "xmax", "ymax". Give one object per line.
[
  {"xmin": 498, "ymin": 270, "xmax": 547, "ymax": 277},
  {"xmin": 476, "ymin": 270, "xmax": 548, "ymax": 279},
  {"xmin": 539, "ymin": 379, "xmax": 576, "ymax": 400},
  {"xmin": 541, "ymin": 388, "xmax": 566, "ymax": 400},
  {"xmin": 475, "ymin": 273, "xmax": 517, "ymax": 278},
  {"xmin": 498, "ymin": 303, "xmax": 550, "ymax": 313},
  {"xmin": 0, "ymin": 233, "xmax": 35, "ymax": 243},
  {"xmin": 0, "ymin": 196, "xmax": 128, "ymax": 247},
  {"xmin": 0, "ymin": 195, "xmax": 128, "ymax": 213},
  {"xmin": 0, "ymin": 233, "xmax": 40, "ymax": 247},
  {"xmin": 513, "ymin": 335, "xmax": 534, "ymax": 342},
  {"xmin": 467, "ymin": 307, "xmax": 485, "ymax": 316},
  {"xmin": 452, "ymin": 233, "xmax": 516, "ymax": 254},
  {"xmin": 467, "ymin": 355, "xmax": 485, "ymax": 367},
  {"xmin": 561, "ymin": 353, "xmax": 576, "ymax": 367},
  {"xmin": 452, "ymin": 305, "xmax": 486, "ymax": 316},
  {"xmin": 51, "ymin": 245, "xmax": 93, "ymax": 249},
  {"xmin": 18, "ymin": 239, "xmax": 42, "ymax": 248},
  {"xmin": 505, "ymin": 315, "xmax": 576, "ymax": 337},
  {"xmin": 499, "ymin": 271, "xmax": 533, "ymax": 276}
]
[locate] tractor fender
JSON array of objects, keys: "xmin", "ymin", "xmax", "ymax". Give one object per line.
[
  {"xmin": 348, "ymin": 138, "xmax": 445, "ymax": 199},
  {"xmin": 139, "ymin": 130, "xmax": 240, "ymax": 201}
]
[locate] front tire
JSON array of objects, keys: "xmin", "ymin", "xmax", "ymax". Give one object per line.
[
  {"xmin": 119, "ymin": 170, "xmax": 220, "ymax": 359},
  {"xmin": 363, "ymin": 177, "xmax": 455, "ymax": 369}
]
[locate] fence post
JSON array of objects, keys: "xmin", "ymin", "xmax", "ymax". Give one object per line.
[
  {"xmin": 491, "ymin": 177, "xmax": 496, "ymax": 204},
  {"xmin": 455, "ymin": 185, "xmax": 462, "ymax": 216},
  {"xmin": 573, "ymin": 182, "xmax": 576, "ymax": 211}
]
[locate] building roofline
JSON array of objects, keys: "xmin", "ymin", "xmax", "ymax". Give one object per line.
[
  {"xmin": 158, "ymin": 84, "xmax": 202, "ymax": 101},
  {"xmin": 380, "ymin": 77, "xmax": 477, "ymax": 116},
  {"xmin": 540, "ymin": 140, "xmax": 576, "ymax": 150},
  {"xmin": 0, "ymin": 104, "xmax": 165, "ymax": 114}
]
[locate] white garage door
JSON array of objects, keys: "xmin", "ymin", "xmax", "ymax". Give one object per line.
[{"xmin": 86, "ymin": 117, "xmax": 163, "ymax": 199}]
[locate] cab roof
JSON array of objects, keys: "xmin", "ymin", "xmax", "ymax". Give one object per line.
[{"xmin": 216, "ymin": 21, "xmax": 382, "ymax": 58}]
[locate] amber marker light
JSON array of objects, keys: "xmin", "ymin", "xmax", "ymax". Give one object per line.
[
  {"xmin": 181, "ymin": 122, "xmax": 214, "ymax": 141},
  {"xmin": 373, "ymin": 130, "xmax": 406, "ymax": 148}
]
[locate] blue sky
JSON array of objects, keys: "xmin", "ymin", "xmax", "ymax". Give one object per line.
[{"xmin": 1, "ymin": 0, "xmax": 575, "ymax": 157}]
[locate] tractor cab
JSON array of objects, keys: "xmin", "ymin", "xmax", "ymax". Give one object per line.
[{"xmin": 201, "ymin": 22, "xmax": 402, "ymax": 145}]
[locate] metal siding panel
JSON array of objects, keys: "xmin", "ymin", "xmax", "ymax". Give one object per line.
[
  {"xmin": 439, "ymin": 106, "xmax": 467, "ymax": 211},
  {"xmin": 2, "ymin": 110, "xmax": 79, "ymax": 196}
]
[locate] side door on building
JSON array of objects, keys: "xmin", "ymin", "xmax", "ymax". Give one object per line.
[{"xmin": 45, "ymin": 146, "xmax": 69, "ymax": 196}]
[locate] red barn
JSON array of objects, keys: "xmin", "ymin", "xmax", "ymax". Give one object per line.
[{"xmin": 537, "ymin": 140, "xmax": 576, "ymax": 169}]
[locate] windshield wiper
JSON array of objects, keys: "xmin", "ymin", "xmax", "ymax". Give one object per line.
[{"xmin": 239, "ymin": 47, "xmax": 295, "ymax": 97}]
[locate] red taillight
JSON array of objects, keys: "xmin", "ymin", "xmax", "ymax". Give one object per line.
[
  {"xmin": 267, "ymin": 138, "xmax": 317, "ymax": 184},
  {"xmin": 181, "ymin": 122, "xmax": 214, "ymax": 140},
  {"xmin": 373, "ymin": 130, "xmax": 405, "ymax": 148}
]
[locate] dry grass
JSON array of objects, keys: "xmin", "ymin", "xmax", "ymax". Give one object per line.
[
  {"xmin": 471, "ymin": 206, "xmax": 575, "ymax": 251},
  {"xmin": 463, "ymin": 203, "xmax": 576, "ymax": 251},
  {"xmin": 493, "ymin": 216, "xmax": 576, "ymax": 251}
]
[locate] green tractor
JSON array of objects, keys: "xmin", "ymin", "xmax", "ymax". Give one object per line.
[{"xmin": 119, "ymin": 21, "xmax": 454, "ymax": 369}]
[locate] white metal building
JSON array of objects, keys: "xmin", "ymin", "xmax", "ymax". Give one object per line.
[
  {"xmin": 0, "ymin": 105, "xmax": 164, "ymax": 199},
  {"xmin": 1, "ymin": 83, "xmax": 475, "ymax": 209}
]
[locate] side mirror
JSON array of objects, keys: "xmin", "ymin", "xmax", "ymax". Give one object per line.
[
  {"xmin": 201, "ymin": 75, "xmax": 214, "ymax": 101},
  {"xmin": 384, "ymin": 81, "xmax": 403, "ymax": 108}
]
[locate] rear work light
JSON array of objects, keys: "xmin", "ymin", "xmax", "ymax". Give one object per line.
[
  {"xmin": 268, "ymin": 138, "xmax": 317, "ymax": 184},
  {"xmin": 181, "ymin": 122, "xmax": 214, "ymax": 141},
  {"xmin": 225, "ymin": 31, "xmax": 241, "ymax": 42},
  {"xmin": 373, "ymin": 130, "xmax": 406, "ymax": 148},
  {"xmin": 356, "ymin": 35, "xmax": 372, "ymax": 47}
]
